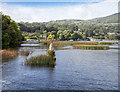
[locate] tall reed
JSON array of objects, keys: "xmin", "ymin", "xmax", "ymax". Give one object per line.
[
  {"xmin": 52, "ymin": 41, "xmax": 98, "ymax": 47},
  {"xmin": 0, "ymin": 49, "xmax": 18, "ymax": 61},
  {"xmin": 73, "ymin": 45, "xmax": 109, "ymax": 50},
  {"xmin": 99, "ymin": 42, "xmax": 118, "ymax": 45},
  {"xmin": 20, "ymin": 50, "xmax": 30, "ymax": 56},
  {"xmin": 40, "ymin": 41, "xmax": 51, "ymax": 45},
  {"xmin": 25, "ymin": 50, "xmax": 56, "ymax": 66}
]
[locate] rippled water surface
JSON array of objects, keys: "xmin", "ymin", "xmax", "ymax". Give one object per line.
[{"xmin": 2, "ymin": 43, "xmax": 118, "ymax": 90}]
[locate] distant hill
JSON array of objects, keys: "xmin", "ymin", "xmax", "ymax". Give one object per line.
[
  {"xmin": 49, "ymin": 19, "xmax": 83, "ymax": 24},
  {"xmin": 18, "ymin": 13, "xmax": 119, "ymax": 25},
  {"xmin": 18, "ymin": 13, "xmax": 119, "ymax": 33},
  {"xmin": 89, "ymin": 13, "xmax": 119, "ymax": 23},
  {"xmin": 49, "ymin": 13, "xmax": 119, "ymax": 24}
]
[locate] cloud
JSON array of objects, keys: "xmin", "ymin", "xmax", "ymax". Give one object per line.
[
  {"xmin": 85, "ymin": 0, "xmax": 119, "ymax": 19},
  {"xmin": 0, "ymin": 0, "xmax": 119, "ymax": 22},
  {"xmin": 1, "ymin": 0, "xmax": 104, "ymax": 3}
]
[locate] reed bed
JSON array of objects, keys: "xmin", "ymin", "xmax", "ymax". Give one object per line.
[
  {"xmin": 40, "ymin": 41, "xmax": 98, "ymax": 46},
  {"xmin": 78, "ymin": 42, "xmax": 98, "ymax": 45},
  {"xmin": 25, "ymin": 55, "xmax": 56, "ymax": 66},
  {"xmin": 52, "ymin": 41, "xmax": 98, "ymax": 47},
  {"xmin": 46, "ymin": 50, "xmax": 55, "ymax": 57},
  {"xmin": 25, "ymin": 50, "xmax": 56, "ymax": 66},
  {"xmin": 22, "ymin": 42, "xmax": 39, "ymax": 44},
  {"xmin": 0, "ymin": 49, "xmax": 18, "ymax": 61},
  {"xmin": 20, "ymin": 50, "xmax": 30, "ymax": 56},
  {"xmin": 73, "ymin": 45, "xmax": 109, "ymax": 50},
  {"xmin": 40, "ymin": 41, "xmax": 51, "ymax": 44},
  {"xmin": 99, "ymin": 42, "xmax": 118, "ymax": 45}
]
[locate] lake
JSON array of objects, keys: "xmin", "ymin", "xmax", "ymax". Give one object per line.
[{"xmin": 2, "ymin": 42, "xmax": 119, "ymax": 90}]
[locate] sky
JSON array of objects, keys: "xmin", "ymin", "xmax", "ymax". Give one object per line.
[
  {"xmin": 1, "ymin": 0, "xmax": 105, "ymax": 2},
  {"xmin": 0, "ymin": 0, "xmax": 119, "ymax": 22}
]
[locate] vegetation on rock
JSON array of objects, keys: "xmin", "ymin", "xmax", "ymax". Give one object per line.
[{"xmin": 25, "ymin": 50, "xmax": 56, "ymax": 66}]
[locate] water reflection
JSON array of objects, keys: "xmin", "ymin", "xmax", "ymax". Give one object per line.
[
  {"xmin": 46, "ymin": 67, "xmax": 55, "ymax": 89},
  {"xmin": 25, "ymin": 64, "xmax": 55, "ymax": 68}
]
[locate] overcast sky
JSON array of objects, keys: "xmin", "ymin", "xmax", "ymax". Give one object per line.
[
  {"xmin": 0, "ymin": 0, "xmax": 119, "ymax": 22},
  {"xmin": 1, "ymin": 0, "xmax": 104, "ymax": 2}
]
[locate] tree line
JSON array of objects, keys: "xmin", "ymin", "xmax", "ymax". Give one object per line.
[{"xmin": 18, "ymin": 21, "xmax": 120, "ymax": 41}]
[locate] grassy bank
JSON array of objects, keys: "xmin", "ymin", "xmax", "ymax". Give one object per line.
[
  {"xmin": 0, "ymin": 49, "xmax": 18, "ymax": 61},
  {"xmin": 99, "ymin": 42, "xmax": 118, "ymax": 45},
  {"xmin": 73, "ymin": 45, "xmax": 109, "ymax": 50},
  {"xmin": 25, "ymin": 50, "xmax": 56, "ymax": 66}
]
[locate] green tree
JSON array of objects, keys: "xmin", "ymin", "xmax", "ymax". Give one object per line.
[
  {"xmin": 47, "ymin": 34, "xmax": 55, "ymax": 40},
  {"xmin": 63, "ymin": 30, "xmax": 70, "ymax": 40},
  {"xmin": 71, "ymin": 32, "xmax": 82, "ymax": 41},
  {"xmin": 57, "ymin": 30, "xmax": 63, "ymax": 40},
  {"xmin": 69, "ymin": 29, "xmax": 74, "ymax": 34},
  {"xmin": 2, "ymin": 15, "xmax": 22, "ymax": 49},
  {"xmin": 43, "ymin": 30, "xmax": 48, "ymax": 40},
  {"xmin": 59, "ymin": 33, "xmax": 64, "ymax": 40}
]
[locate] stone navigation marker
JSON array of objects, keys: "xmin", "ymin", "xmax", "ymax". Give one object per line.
[
  {"xmin": 49, "ymin": 37, "xmax": 54, "ymax": 50},
  {"xmin": 49, "ymin": 43, "xmax": 54, "ymax": 50}
]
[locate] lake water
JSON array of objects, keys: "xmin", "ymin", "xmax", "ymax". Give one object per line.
[{"xmin": 2, "ymin": 42, "xmax": 119, "ymax": 90}]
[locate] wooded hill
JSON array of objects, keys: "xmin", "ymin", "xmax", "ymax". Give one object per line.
[
  {"xmin": 88, "ymin": 13, "xmax": 119, "ymax": 23},
  {"xmin": 18, "ymin": 13, "xmax": 120, "ymax": 41}
]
